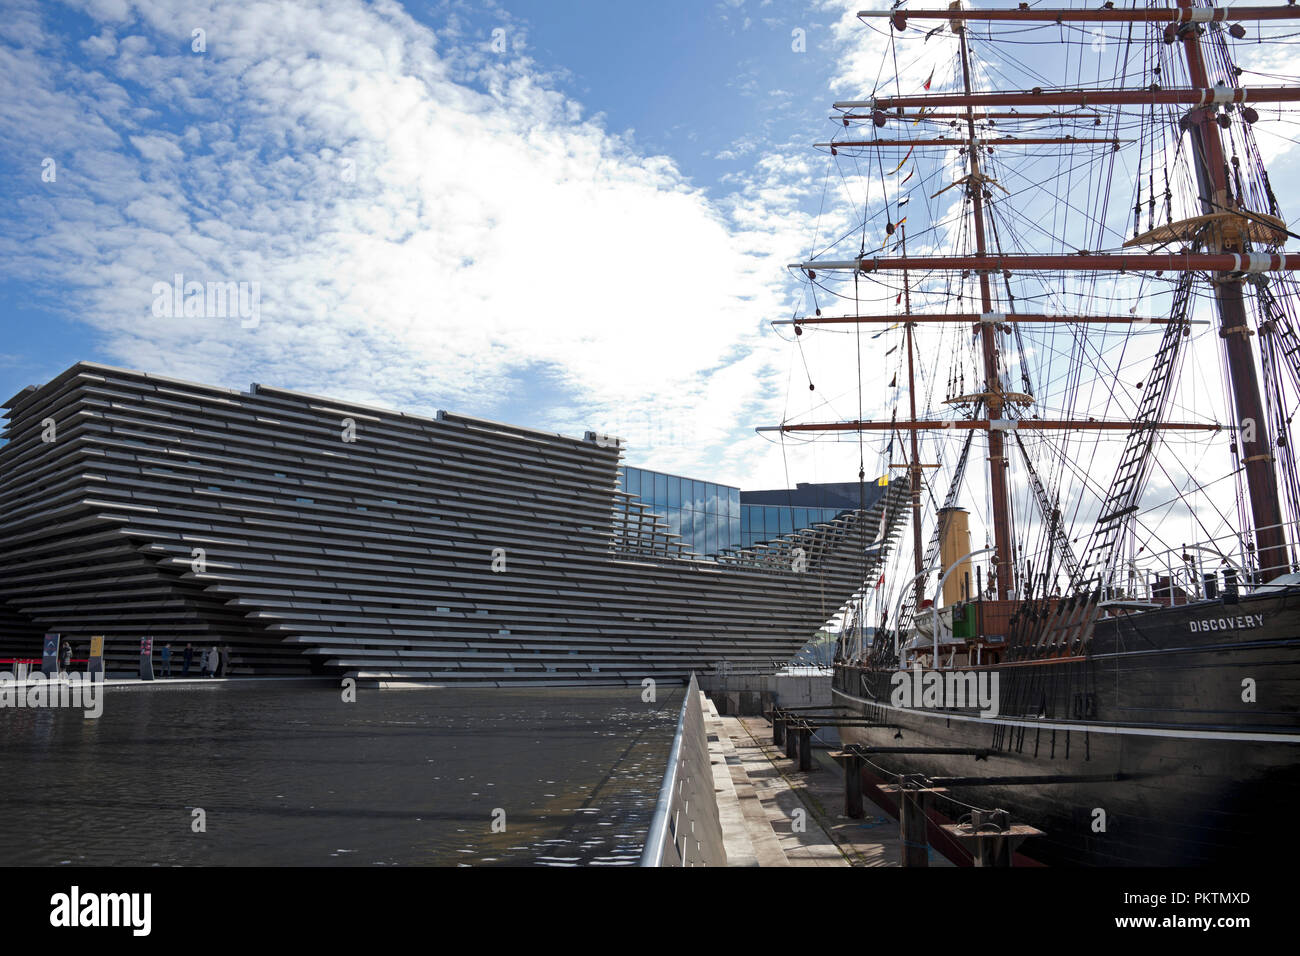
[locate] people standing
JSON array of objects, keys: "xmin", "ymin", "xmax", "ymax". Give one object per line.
[
  {"xmin": 207, "ymin": 645, "xmax": 220, "ymax": 678},
  {"xmin": 220, "ymin": 646, "xmax": 231, "ymax": 678},
  {"xmin": 60, "ymin": 640, "xmax": 72, "ymax": 676},
  {"xmin": 183, "ymin": 643, "xmax": 194, "ymax": 677},
  {"xmin": 161, "ymin": 643, "xmax": 172, "ymax": 677}
]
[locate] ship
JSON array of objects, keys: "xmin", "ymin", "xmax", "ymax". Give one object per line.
[{"xmin": 767, "ymin": 1, "xmax": 1300, "ymax": 865}]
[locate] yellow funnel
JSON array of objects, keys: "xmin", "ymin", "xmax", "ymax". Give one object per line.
[{"xmin": 937, "ymin": 507, "xmax": 972, "ymax": 606}]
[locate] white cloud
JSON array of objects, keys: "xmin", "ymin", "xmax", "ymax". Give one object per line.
[{"xmin": 0, "ymin": 0, "xmax": 821, "ymax": 487}]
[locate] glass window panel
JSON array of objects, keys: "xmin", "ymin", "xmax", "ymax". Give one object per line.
[
  {"xmin": 655, "ymin": 472, "xmax": 667, "ymax": 505},
  {"xmin": 741, "ymin": 508, "xmax": 751, "ymax": 533},
  {"xmin": 779, "ymin": 508, "xmax": 793, "ymax": 534},
  {"xmin": 795, "ymin": 508, "xmax": 808, "ymax": 530},
  {"xmin": 730, "ymin": 516, "xmax": 741, "ymax": 549},
  {"xmin": 668, "ymin": 476, "xmax": 681, "ymax": 507},
  {"xmin": 626, "ymin": 468, "xmax": 639, "ymax": 497}
]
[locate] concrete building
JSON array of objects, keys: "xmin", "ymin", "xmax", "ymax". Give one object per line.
[{"xmin": 0, "ymin": 363, "xmax": 905, "ymax": 685}]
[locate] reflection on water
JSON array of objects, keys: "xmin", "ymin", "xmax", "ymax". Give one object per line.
[{"xmin": 0, "ymin": 683, "xmax": 682, "ymax": 866}]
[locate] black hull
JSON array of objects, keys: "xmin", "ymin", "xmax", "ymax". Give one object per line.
[{"xmin": 835, "ymin": 590, "xmax": 1300, "ymax": 866}]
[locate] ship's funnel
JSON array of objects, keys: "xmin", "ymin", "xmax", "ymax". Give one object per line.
[{"xmin": 937, "ymin": 506, "xmax": 971, "ymax": 607}]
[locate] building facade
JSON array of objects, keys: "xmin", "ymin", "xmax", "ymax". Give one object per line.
[{"xmin": 0, "ymin": 363, "xmax": 903, "ymax": 685}]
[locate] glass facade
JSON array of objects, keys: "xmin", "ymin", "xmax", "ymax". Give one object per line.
[
  {"xmin": 619, "ymin": 466, "xmax": 856, "ymax": 558},
  {"xmin": 739, "ymin": 503, "xmax": 842, "ymax": 550},
  {"xmin": 620, "ymin": 466, "xmax": 741, "ymax": 556}
]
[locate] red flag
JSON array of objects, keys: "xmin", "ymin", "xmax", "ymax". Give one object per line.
[{"xmin": 923, "ymin": 68, "xmax": 935, "ymax": 91}]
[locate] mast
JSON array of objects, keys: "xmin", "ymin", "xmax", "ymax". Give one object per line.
[
  {"xmin": 1175, "ymin": 0, "xmax": 1290, "ymax": 579},
  {"xmin": 954, "ymin": 9, "xmax": 1015, "ymax": 600},
  {"xmin": 901, "ymin": 227, "xmax": 926, "ymax": 604},
  {"xmin": 775, "ymin": 4, "xmax": 1300, "ymax": 617}
]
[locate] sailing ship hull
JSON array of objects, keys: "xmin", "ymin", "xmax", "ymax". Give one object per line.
[{"xmin": 834, "ymin": 590, "xmax": 1300, "ymax": 866}]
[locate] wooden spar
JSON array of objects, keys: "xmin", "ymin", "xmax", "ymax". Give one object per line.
[
  {"xmin": 956, "ymin": 17, "xmax": 1015, "ymax": 602},
  {"xmin": 1176, "ymin": 0, "xmax": 1290, "ymax": 578},
  {"xmin": 861, "ymin": 5, "xmax": 1300, "ymax": 26},
  {"xmin": 759, "ymin": 420, "xmax": 1223, "ymax": 433},
  {"xmin": 775, "ymin": 314, "xmax": 1207, "ymax": 326},
  {"xmin": 794, "ymin": 253, "xmax": 1300, "ymax": 272},
  {"xmin": 818, "ymin": 138, "xmax": 1130, "ymax": 147},
  {"xmin": 834, "ymin": 87, "xmax": 1300, "ymax": 111},
  {"xmin": 836, "ymin": 112, "xmax": 1098, "ymax": 122}
]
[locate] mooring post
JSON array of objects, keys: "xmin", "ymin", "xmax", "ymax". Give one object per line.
[
  {"xmin": 843, "ymin": 751, "xmax": 864, "ymax": 818},
  {"xmin": 899, "ymin": 775, "xmax": 930, "ymax": 867},
  {"xmin": 785, "ymin": 721, "xmax": 800, "ymax": 760},
  {"xmin": 797, "ymin": 725, "xmax": 813, "ymax": 772},
  {"xmin": 772, "ymin": 709, "xmax": 785, "ymax": 746},
  {"xmin": 941, "ymin": 810, "xmax": 1043, "ymax": 867}
]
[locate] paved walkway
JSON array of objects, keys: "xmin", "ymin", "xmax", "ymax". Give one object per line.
[{"xmin": 705, "ymin": 698, "xmax": 953, "ymax": 867}]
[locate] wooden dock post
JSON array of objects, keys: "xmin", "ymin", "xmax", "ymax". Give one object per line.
[
  {"xmin": 942, "ymin": 809, "xmax": 1042, "ymax": 866},
  {"xmin": 784, "ymin": 721, "xmax": 799, "ymax": 760},
  {"xmin": 880, "ymin": 776, "xmax": 940, "ymax": 867},
  {"xmin": 772, "ymin": 709, "xmax": 785, "ymax": 746},
  {"xmin": 797, "ymin": 725, "xmax": 813, "ymax": 772},
  {"xmin": 833, "ymin": 750, "xmax": 865, "ymax": 818}
]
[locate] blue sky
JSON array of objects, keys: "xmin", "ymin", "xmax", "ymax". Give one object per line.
[
  {"xmin": 0, "ymin": 0, "xmax": 868, "ymax": 489},
  {"xmin": 3, "ymin": 0, "xmax": 1299, "ymax": 523}
]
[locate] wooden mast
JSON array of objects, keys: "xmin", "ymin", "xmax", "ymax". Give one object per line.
[
  {"xmin": 953, "ymin": 7, "xmax": 1016, "ymax": 600},
  {"xmin": 901, "ymin": 226, "xmax": 926, "ymax": 606},
  {"xmin": 1175, "ymin": 0, "xmax": 1290, "ymax": 579}
]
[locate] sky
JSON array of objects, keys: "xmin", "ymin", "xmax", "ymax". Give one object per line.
[
  {"xmin": 0, "ymin": 0, "xmax": 879, "ymax": 490},
  {"xmin": 4, "ymin": 0, "xmax": 1300, "ymax": 592}
]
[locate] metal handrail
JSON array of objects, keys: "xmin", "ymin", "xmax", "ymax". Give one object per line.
[{"xmin": 639, "ymin": 673, "xmax": 726, "ymax": 867}]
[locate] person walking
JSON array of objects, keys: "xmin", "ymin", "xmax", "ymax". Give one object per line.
[
  {"xmin": 60, "ymin": 640, "xmax": 72, "ymax": 676},
  {"xmin": 220, "ymin": 646, "xmax": 231, "ymax": 679},
  {"xmin": 161, "ymin": 643, "xmax": 172, "ymax": 677},
  {"xmin": 207, "ymin": 645, "xmax": 219, "ymax": 678},
  {"xmin": 183, "ymin": 643, "xmax": 194, "ymax": 677}
]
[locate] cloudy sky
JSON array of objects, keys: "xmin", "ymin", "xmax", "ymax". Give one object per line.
[
  {"xmin": 4, "ymin": 0, "xmax": 1300, "ymax": 583},
  {"xmin": 0, "ymin": 0, "xmax": 897, "ymax": 490}
]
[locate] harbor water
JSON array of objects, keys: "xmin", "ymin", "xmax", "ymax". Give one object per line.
[{"xmin": 0, "ymin": 682, "xmax": 682, "ymax": 866}]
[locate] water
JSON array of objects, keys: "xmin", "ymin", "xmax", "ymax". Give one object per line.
[{"xmin": 0, "ymin": 682, "xmax": 683, "ymax": 866}]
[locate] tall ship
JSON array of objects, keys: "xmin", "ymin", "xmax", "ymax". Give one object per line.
[{"xmin": 769, "ymin": 1, "xmax": 1300, "ymax": 864}]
